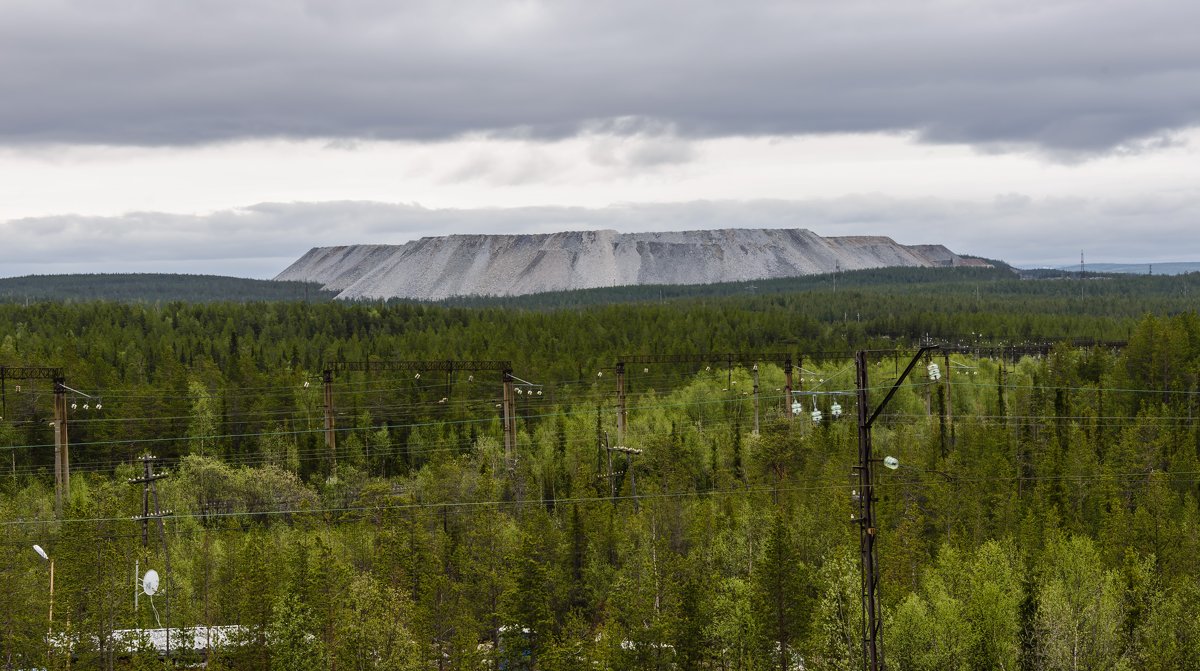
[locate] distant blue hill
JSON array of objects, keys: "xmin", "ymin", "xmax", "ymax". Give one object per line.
[{"xmin": 1028, "ymin": 262, "xmax": 1200, "ymax": 276}]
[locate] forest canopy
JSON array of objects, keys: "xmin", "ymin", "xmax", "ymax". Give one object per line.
[{"xmin": 1, "ymin": 271, "xmax": 1199, "ymax": 669}]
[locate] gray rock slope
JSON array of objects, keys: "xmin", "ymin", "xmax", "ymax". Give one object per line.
[{"xmin": 275, "ymin": 229, "xmax": 976, "ymax": 300}]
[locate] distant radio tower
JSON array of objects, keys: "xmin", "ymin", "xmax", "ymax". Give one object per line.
[{"xmin": 1080, "ymin": 250, "xmax": 1085, "ymax": 299}]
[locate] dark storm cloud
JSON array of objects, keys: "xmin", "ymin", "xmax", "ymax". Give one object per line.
[
  {"xmin": 2, "ymin": 0, "xmax": 1198, "ymax": 154},
  {"xmin": 3, "ymin": 196, "xmax": 1197, "ymax": 278}
]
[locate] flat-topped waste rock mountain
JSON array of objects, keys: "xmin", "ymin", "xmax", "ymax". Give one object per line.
[{"xmin": 275, "ymin": 228, "xmax": 986, "ymax": 300}]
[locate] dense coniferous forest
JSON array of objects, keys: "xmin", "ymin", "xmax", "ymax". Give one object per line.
[
  {"xmin": 0, "ymin": 274, "xmax": 335, "ymax": 304},
  {"xmin": 1, "ymin": 270, "xmax": 1199, "ymax": 669}
]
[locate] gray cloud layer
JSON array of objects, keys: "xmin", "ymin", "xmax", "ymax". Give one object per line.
[
  {"xmin": 2, "ymin": 197, "xmax": 1197, "ymax": 279},
  {"xmin": 3, "ymin": 0, "xmax": 1198, "ymax": 153}
]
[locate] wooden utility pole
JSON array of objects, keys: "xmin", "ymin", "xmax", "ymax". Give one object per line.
[
  {"xmin": 784, "ymin": 357, "xmax": 795, "ymax": 419},
  {"xmin": 323, "ymin": 369, "xmax": 336, "ymax": 477},
  {"xmin": 854, "ymin": 351, "xmax": 882, "ymax": 671},
  {"xmin": 1, "ymin": 368, "xmax": 70, "ymax": 517},
  {"xmin": 130, "ymin": 455, "xmax": 170, "ymax": 547},
  {"xmin": 752, "ymin": 364, "xmax": 760, "ymax": 435},
  {"xmin": 943, "ymin": 351, "xmax": 954, "ymax": 450},
  {"xmin": 615, "ymin": 362, "xmax": 627, "ymax": 447},
  {"xmin": 53, "ymin": 378, "xmax": 69, "ymax": 518},
  {"xmin": 855, "ymin": 346, "xmax": 936, "ymax": 671},
  {"xmin": 130, "ymin": 455, "xmax": 173, "ymax": 658},
  {"xmin": 501, "ymin": 369, "xmax": 516, "ymax": 464},
  {"xmin": 599, "ymin": 439, "xmax": 643, "ymax": 511}
]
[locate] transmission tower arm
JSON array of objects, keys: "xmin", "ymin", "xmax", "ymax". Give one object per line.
[
  {"xmin": 866, "ymin": 346, "xmax": 938, "ymax": 428},
  {"xmin": 0, "ymin": 366, "xmax": 65, "ymax": 380},
  {"xmin": 615, "ymin": 352, "xmax": 793, "ymax": 367},
  {"xmin": 1, "ymin": 365, "xmax": 66, "ymax": 416},
  {"xmin": 328, "ymin": 359, "xmax": 512, "ymax": 374},
  {"xmin": 323, "ymin": 359, "xmax": 520, "ymax": 465}
]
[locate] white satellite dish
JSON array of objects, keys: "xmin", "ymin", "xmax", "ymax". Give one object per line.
[
  {"xmin": 883, "ymin": 456, "xmax": 900, "ymax": 470},
  {"xmin": 142, "ymin": 569, "xmax": 160, "ymax": 596}
]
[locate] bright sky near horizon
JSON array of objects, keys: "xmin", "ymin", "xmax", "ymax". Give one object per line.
[{"xmin": 2, "ymin": 0, "xmax": 1198, "ymax": 278}]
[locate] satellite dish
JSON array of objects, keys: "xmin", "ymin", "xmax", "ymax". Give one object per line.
[
  {"xmin": 33, "ymin": 544, "xmax": 48, "ymax": 561},
  {"xmin": 142, "ymin": 569, "xmax": 160, "ymax": 596},
  {"xmin": 883, "ymin": 456, "xmax": 900, "ymax": 470}
]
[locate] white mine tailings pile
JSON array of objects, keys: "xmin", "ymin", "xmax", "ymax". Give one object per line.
[{"xmin": 275, "ymin": 228, "xmax": 984, "ymax": 301}]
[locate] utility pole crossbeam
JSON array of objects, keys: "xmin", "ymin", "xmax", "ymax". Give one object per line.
[
  {"xmin": 328, "ymin": 359, "xmax": 513, "ymax": 374},
  {"xmin": 1, "ymin": 366, "xmax": 65, "ymax": 418},
  {"xmin": 615, "ymin": 352, "xmax": 794, "ymax": 367},
  {"xmin": 614, "ymin": 352, "xmax": 795, "ymax": 432},
  {"xmin": 855, "ymin": 346, "xmax": 937, "ymax": 671},
  {"xmin": 325, "ymin": 359, "xmax": 518, "ymax": 466}
]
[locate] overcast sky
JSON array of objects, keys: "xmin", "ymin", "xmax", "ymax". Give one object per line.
[{"xmin": 2, "ymin": 0, "xmax": 1198, "ymax": 278}]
